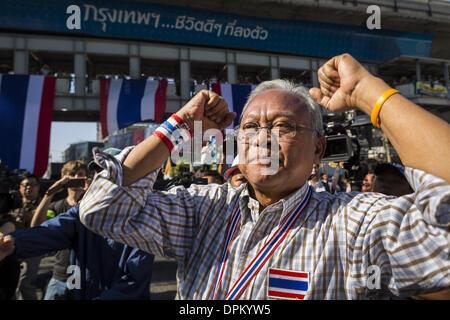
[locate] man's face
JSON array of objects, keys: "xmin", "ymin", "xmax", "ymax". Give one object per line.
[
  {"xmin": 310, "ymin": 164, "xmax": 319, "ymax": 182},
  {"xmin": 311, "ymin": 164, "xmax": 319, "ymax": 176},
  {"xmin": 237, "ymin": 89, "xmax": 326, "ymax": 195},
  {"xmin": 361, "ymin": 173, "xmax": 375, "ymax": 192},
  {"xmin": 19, "ymin": 178, "xmax": 40, "ymax": 201}
]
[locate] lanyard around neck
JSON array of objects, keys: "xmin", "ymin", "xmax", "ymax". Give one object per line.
[{"xmin": 211, "ymin": 185, "xmax": 312, "ymax": 300}]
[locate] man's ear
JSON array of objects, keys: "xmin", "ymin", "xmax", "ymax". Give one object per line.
[{"xmin": 313, "ymin": 136, "xmax": 327, "ymax": 164}]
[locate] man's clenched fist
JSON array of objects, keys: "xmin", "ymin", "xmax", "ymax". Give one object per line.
[
  {"xmin": 176, "ymin": 90, "xmax": 236, "ymax": 133},
  {"xmin": 309, "ymin": 53, "xmax": 377, "ymax": 114}
]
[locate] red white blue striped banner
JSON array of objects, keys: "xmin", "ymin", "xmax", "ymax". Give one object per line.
[
  {"xmin": 211, "ymin": 83, "xmax": 256, "ymax": 130},
  {"xmin": 100, "ymin": 78, "xmax": 167, "ymax": 138},
  {"xmin": 0, "ymin": 74, "xmax": 55, "ymax": 177}
]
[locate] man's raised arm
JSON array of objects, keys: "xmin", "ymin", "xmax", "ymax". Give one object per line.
[
  {"xmin": 122, "ymin": 90, "xmax": 236, "ymax": 186},
  {"xmin": 79, "ymin": 90, "xmax": 235, "ymax": 258},
  {"xmin": 310, "ymin": 53, "xmax": 450, "ymax": 182}
]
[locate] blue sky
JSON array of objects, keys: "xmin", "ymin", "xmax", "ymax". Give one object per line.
[{"xmin": 49, "ymin": 122, "xmax": 98, "ymax": 162}]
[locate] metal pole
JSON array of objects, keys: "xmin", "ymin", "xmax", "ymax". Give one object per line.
[
  {"xmin": 382, "ymin": 133, "xmax": 391, "ymax": 163},
  {"xmin": 416, "ymin": 60, "xmax": 421, "ymax": 82},
  {"xmin": 443, "ymin": 62, "xmax": 449, "ymax": 88}
]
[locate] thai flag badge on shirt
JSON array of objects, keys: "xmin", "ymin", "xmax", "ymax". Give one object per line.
[{"xmin": 267, "ymin": 268, "xmax": 309, "ymax": 300}]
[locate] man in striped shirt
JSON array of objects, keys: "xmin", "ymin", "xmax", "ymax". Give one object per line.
[{"xmin": 79, "ymin": 54, "xmax": 450, "ymax": 299}]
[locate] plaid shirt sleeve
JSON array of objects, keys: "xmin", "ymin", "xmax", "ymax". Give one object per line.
[
  {"xmin": 349, "ymin": 167, "xmax": 450, "ymax": 297},
  {"xmin": 79, "ymin": 147, "xmax": 229, "ymax": 262},
  {"xmin": 79, "ymin": 147, "xmax": 190, "ymax": 260},
  {"xmin": 79, "ymin": 145, "xmax": 450, "ymax": 299}
]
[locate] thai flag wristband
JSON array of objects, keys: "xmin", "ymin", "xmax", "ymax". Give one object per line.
[{"xmin": 152, "ymin": 114, "xmax": 192, "ymax": 152}]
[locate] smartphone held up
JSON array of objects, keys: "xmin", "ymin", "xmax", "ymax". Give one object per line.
[{"xmin": 65, "ymin": 177, "xmax": 86, "ymax": 188}]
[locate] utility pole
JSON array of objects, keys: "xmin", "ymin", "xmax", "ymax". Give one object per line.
[
  {"xmin": 96, "ymin": 122, "xmax": 103, "ymax": 142},
  {"xmin": 381, "ymin": 133, "xmax": 391, "ymax": 163}
]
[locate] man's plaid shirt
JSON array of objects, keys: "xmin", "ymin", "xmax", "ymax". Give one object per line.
[{"xmin": 80, "ymin": 147, "xmax": 450, "ymax": 299}]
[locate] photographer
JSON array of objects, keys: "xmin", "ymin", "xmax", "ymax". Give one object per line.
[
  {"xmin": 9, "ymin": 174, "xmax": 42, "ymax": 300},
  {"xmin": 31, "ymin": 160, "xmax": 89, "ymax": 300},
  {"xmin": 0, "ymin": 184, "xmax": 20, "ymax": 300},
  {"xmin": 0, "ymin": 183, "xmax": 15, "ymax": 234},
  {"xmin": 32, "ymin": 160, "xmax": 89, "ymax": 227},
  {"xmin": 79, "ymin": 53, "xmax": 449, "ymax": 299},
  {"xmin": 0, "ymin": 155, "xmax": 155, "ymax": 300},
  {"xmin": 10, "ymin": 174, "xmax": 41, "ymax": 230}
]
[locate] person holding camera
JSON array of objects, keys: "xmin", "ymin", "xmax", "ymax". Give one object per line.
[
  {"xmin": 30, "ymin": 160, "xmax": 90, "ymax": 300},
  {"xmin": 8, "ymin": 174, "xmax": 43, "ymax": 300},
  {"xmin": 0, "ymin": 183, "xmax": 20, "ymax": 300},
  {"xmin": 0, "ymin": 155, "xmax": 155, "ymax": 300},
  {"xmin": 0, "ymin": 183, "xmax": 15, "ymax": 235},
  {"xmin": 32, "ymin": 160, "xmax": 89, "ymax": 227},
  {"xmin": 79, "ymin": 53, "xmax": 449, "ymax": 299},
  {"xmin": 10, "ymin": 174, "xmax": 42, "ymax": 230}
]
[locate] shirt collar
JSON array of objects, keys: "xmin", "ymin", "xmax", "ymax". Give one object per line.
[{"xmin": 238, "ymin": 181, "xmax": 310, "ymax": 226}]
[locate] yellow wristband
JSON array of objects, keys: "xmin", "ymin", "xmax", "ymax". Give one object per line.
[{"xmin": 371, "ymin": 89, "xmax": 399, "ymax": 128}]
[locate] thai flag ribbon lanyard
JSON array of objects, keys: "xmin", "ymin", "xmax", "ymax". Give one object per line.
[{"xmin": 210, "ymin": 185, "xmax": 312, "ymax": 300}]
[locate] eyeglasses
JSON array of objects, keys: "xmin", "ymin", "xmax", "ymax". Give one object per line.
[
  {"xmin": 20, "ymin": 183, "xmax": 39, "ymax": 188},
  {"xmin": 232, "ymin": 121, "xmax": 317, "ymax": 141}
]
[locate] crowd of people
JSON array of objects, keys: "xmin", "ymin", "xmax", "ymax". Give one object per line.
[
  {"xmin": 0, "ymin": 147, "xmax": 428, "ymax": 300},
  {"xmin": 0, "ymin": 53, "xmax": 449, "ymax": 301},
  {"xmin": 0, "ymin": 153, "xmax": 154, "ymax": 300},
  {"xmin": 200, "ymin": 158, "xmax": 413, "ymax": 197},
  {"xmin": 391, "ymin": 74, "xmax": 446, "ymax": 87}
]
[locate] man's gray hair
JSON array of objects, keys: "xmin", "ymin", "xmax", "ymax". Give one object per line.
[{"xmin": 240, "ymin": 79, "xmax": 324, "ymax": 137}]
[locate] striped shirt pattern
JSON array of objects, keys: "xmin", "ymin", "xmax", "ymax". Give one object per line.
[{"xmin": 79, "ymin": 147, "xmax": 450, "ymax": 299}]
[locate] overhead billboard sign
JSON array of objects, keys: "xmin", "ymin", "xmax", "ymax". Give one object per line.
[{"xmin": 0, "ymin": 0, "xmax": 434, "ymax": 62}]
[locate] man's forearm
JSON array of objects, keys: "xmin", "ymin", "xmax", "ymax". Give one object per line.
[
  {"xmin": 380, "ymin": 93, "xmax": 450, "ymax": 182},
  {"xmin": 355, "ymin": 76, "xmax": 450, "ymax": 182},
  {"xmin": 12, "ymin": 212, "xmax": 77, "ymax": 259},
  {"xmin": 31, "ymin": 194, "xmax": 53, "ymax": 227},
  {"xmin": 122, "ymin": 135, "xmax": 170, "ymax": 187},
  {"xmin": 11, "ymin": 229, "xmax": 62, "ymax": 259},
  {"xmin": 311, "ymin": 54, "xmax": 450, "ymax": 182},
  {"xmin": 122, "ymin": 91, "xmax": 235, "ymax": 187}
]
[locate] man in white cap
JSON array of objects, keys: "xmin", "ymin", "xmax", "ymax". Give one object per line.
[{"xmin": 223, "ymin": 156, "xmax": 246, "ymax": 188}]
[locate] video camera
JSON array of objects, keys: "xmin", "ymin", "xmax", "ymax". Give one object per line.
[
  {"xmin": 322, "ymin": 112, "xmax": 372, "ymax": 190},
  {"xmin": 167, "ymin": 172, "xmax": 208, "ymax": 189},
  {"xmin": 322, "ymin": 112, "xmax": 366, "ymax": 162},
  {"xmin": 154, "ymin": 171, "xmax": 208, "ymax": 191}
]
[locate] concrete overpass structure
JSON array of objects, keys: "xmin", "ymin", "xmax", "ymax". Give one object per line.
[{"xmin": 0, "ymin": 0, "xmax": 448, "ymax": 125}]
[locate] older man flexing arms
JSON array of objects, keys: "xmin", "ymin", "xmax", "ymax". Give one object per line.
[{"xmin": 76, "ymin": 54, "xmax": 449, "ymax": 299}]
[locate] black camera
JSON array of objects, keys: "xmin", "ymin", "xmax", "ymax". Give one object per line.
[
  {"xmin": 155, "ymin": 172, "xmax": 208, "ymax": 190},
  {"xmin": 322, "ymin": 114, "xmax": 355, "ymax": 163},
  {"xmin": 321, "ymin": 113, "xmax": 372, "ymax": 191},
  {"xmin": 323, "ymin": 134, "xmax": 354, "ymax": 163}
]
